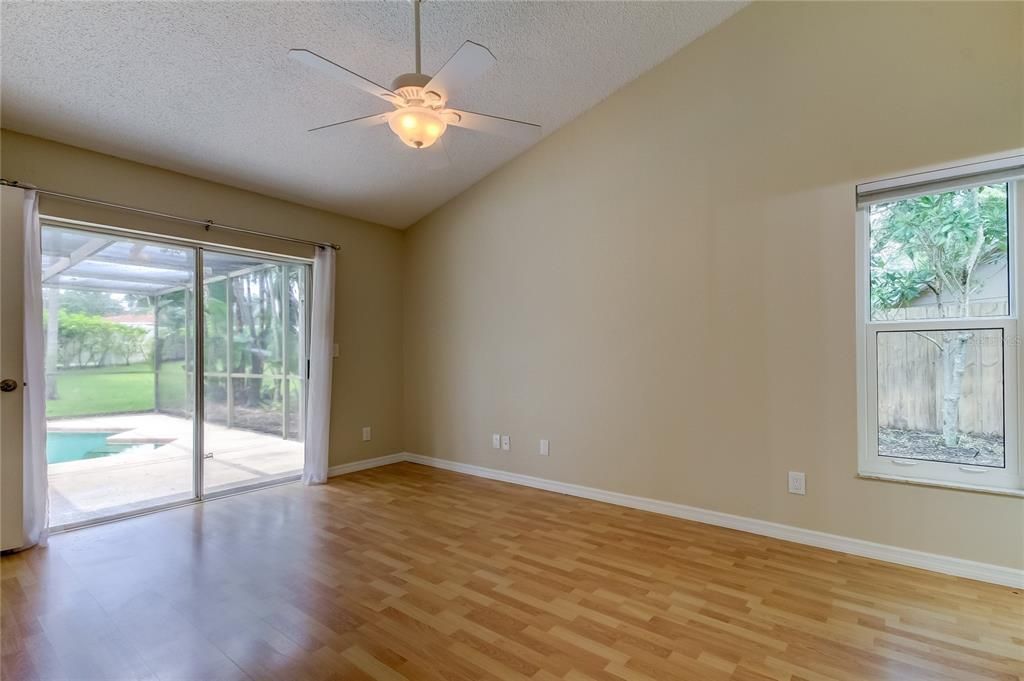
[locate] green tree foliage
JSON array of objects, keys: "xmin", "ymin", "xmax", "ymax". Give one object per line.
[
  {"xmin": 202, "ymin": 266, "xmax": 303, "ymax": 411},
  {"xmin": 871, "ymin": 184, "xmax": 1008, "ymax": 317},
  {"xmin": 45, "ymin": 310, "xmax": 150, "ymax": 369},
  {"xmin": 156, "ymin": 290, "xmax": 189, "ymax": 363},
  {"xmin": 58, "ymin": 290, "xmax": 153, "ymax": 316},
  {"xmin": 57, "ymin": 289, "xmax": 123, "ymax": 316}
]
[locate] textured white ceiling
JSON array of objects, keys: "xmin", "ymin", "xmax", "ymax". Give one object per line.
[{"xmin": 1, "ymin": 1, "xmax": 743, "ymax": 228}]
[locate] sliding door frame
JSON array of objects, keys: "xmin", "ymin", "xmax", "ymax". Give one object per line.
[
  {"xmin": 42, "ymin": 215, "xmax": 312, "ymax": 531},
  {"xmin": 194, "ymin": 248, "xmax": 206, "ymax": 497},
  {"xmin": 199, "ymin": 246, "xmax": 312, "ymax": 500}
]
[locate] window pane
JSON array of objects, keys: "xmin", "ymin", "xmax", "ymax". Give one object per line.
[
  {"xmin": 43, "ymin": 227, "xmax": 197, "ymax": 527},
  {"xmin": 204, "ymin": 376, "xmax": 228, "ymax": 426},
  {"xmin": 285, "ymin": 265, "xmax": 305, "ymax": 376},
  {"xmin": 869, "ymin": 184, "xmax": 1009, "ymax": 321},
  {"xmin": 155, "ymin": 289, "xmax": 192, "ymax": 417},
  {"xmin": 203, "ymin": 279, "xmax": 228, "ymax": 372},
  {"xmin": 876, "ymin": 329, "xmax": 1004, "ymax": 468},
  {"xmin": 202, "ymin": 256, "xmax": 306, "ymax": 496},
  {"xmin": 231, "ymin": 267, "xmax": 282, "ymax": 367}
]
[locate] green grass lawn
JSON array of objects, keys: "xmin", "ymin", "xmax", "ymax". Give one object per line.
[{"xmin": 46, "ymin": 362, "xmax": 189, "ymax": 419}]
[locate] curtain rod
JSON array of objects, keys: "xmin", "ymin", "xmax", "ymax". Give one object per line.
[{"xmin": 0, "ymin": 178, "xmax": 341, "ymax": 251}]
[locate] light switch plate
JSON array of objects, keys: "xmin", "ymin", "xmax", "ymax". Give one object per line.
[{"xmin": 492, "ymin": 433, "xmax": 501, "ymax": 449}]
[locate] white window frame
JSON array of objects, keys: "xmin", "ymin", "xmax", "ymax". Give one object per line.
[{"xmin": 856, "ymin": 151, "xmax": 1024, "ymax": 495}]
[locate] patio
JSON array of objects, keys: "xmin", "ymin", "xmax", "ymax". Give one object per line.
[{"xmin": 48, "ymin": 414, "xmax": 303, "ymax": 526}]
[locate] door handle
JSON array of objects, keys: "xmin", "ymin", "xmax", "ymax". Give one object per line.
[{"xmin": 0, "ymin": 379, "xmax": 18, "ymax": 393}]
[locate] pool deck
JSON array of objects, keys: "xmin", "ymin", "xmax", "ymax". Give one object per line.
[{"xmin": 48, "ymin": 413, "xmax": 303, "ymax": 527}]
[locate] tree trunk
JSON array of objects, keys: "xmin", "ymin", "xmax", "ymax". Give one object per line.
[
  {"xmin": 941, "ymin": 331, "xmax": 972, "ymax": 446},
  {"xmin": 248, "ymin": 352, "xmax": 264, "ymax": 406},
  {"xmin": 45, "ymin": 290, "xmax": 60, "ymax": 400}
]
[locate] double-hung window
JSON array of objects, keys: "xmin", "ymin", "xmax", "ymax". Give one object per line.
[{"xmin": 857, "ymin": 152, "xmax": 1024, "ymax": 494}]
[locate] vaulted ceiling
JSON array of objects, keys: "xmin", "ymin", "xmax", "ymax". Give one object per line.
[{"xmin": 1, "ymin": 1, "xmax": 744, "ymax": 227}]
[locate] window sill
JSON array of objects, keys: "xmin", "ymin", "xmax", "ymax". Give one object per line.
[{"xmin": 858, "ymin": 471, "xmax": 1024, "ymax": 498}]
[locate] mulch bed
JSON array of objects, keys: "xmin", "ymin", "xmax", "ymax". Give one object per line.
[{"xmin": 878, "ymin": 427, "xmax": 1004, "ymax": 467}]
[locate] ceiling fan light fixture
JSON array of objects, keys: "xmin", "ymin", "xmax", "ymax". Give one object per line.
[
  {"xmin": 289, "ymin": 3, "xmax": 541, "ymax": 156},
  {"xmin": 388, "ymin": 106, "xmax": 447, "ymax": 149}
]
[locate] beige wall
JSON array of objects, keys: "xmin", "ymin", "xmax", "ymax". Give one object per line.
[
  {"xmin": 1, "ymin": 130, "xmax": 404, "ymax": 547},
  {"xmin": 403, "ymin": 2, "xmax": 1024, "ymax": 568}
]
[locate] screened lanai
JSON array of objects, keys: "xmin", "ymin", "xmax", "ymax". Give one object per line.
[
  {"xmin": 41, "ymin": 223, "xmax": 308, "ymax": 527},
  {"xmin": 42, "ymin": 224, "xmax": 309, "ymax": 436}
]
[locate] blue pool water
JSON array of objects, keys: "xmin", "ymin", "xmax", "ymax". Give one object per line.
[{"xmin": 46, "ymin": 432, "xmax": 131, "ymax": 464}]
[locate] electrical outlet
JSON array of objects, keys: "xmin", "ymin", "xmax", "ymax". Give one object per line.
[
  {"xmin": 361, "ymin": 426, "xmax": 371, "ymax": 442},
  {"xmin": 501, "ymin": 434, "xmax": 511, "ymax": 451},
  {"xmin": 788, "ymin": 471, "xmax": 806, "ymax": 495},
  {"xmin": 333, "ymin": 343, "xmax": 340, "ymax": 358},
  {"xmin": 492, "ymin": 433, "xmax": 501, "ymax": 449},
  {"xmin": 539, "ymin": 439, "xmax": 549, "ymax": 456}
]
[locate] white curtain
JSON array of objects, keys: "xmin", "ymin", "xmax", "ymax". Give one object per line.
[
  {"xmin": 22, "ymin": 190, "xmax": 48, "ymax": 546},
  {"xmin": 303, "ymin": 246, "xmax": 335, "ymax": 485}
]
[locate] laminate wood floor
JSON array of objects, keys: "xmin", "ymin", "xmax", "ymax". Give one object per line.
[{"xmin": 2, "ymin": 462, "xmax": 1021, "ymax": 681}]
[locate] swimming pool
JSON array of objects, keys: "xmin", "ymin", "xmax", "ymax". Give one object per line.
[{"xmin": 46, "ymin": 432, "xmax": 152, "ymax": 464}]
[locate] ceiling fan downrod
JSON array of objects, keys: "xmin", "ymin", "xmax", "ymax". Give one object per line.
[{"xmin": 413, "ymin": 0, "xmax": 422, "ymax": 75}]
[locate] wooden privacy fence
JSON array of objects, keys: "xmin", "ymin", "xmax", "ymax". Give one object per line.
[{"xmin": 876, "ymin": 303, "xmax": 1005, "ymax": 436}]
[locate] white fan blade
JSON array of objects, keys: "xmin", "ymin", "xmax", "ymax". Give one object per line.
[
  {"xmin": 308, "ymin": 113, "xmax": 390, "ymax": 133},
  {"xmin": 448, "ymin": 109, "xmax": 541, "ymax": 142},
  {"xmin": 289, "ymin": 49, "xmax": 397, "ymax": 103},
  {"xmin": 424, "ymin": 41, "xmax": 496, "ymax": 101}
]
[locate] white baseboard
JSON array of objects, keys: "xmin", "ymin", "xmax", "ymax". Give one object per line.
[
  {"xmin": 398, "ymin": 453, "xmax": 1023, "ymax": 589},
  {"xmin": 327, "ymin": 453, "xmax": 406, "ymax": 478}
]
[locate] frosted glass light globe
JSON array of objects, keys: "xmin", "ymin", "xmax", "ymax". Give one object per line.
[{"xmin": 388, "ymin": 107, "xmax": 447, "ymax": 149}]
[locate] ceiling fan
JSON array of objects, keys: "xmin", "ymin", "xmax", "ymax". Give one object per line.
[{"xmin": 289, "ymin": 0, "xmax": 541, "ymax": 154}]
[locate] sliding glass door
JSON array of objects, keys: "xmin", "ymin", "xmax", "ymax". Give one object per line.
[
  {"xmin": 201, "ymin": 252, "xmax": 307, "ymax": 495},
  {"xmin": 42, "ymin": 221, "xmax": 310, "ymax": 528},
  {"xmin": 43, "ymin": 226, "xmax": 197, "ymax": 527}
]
